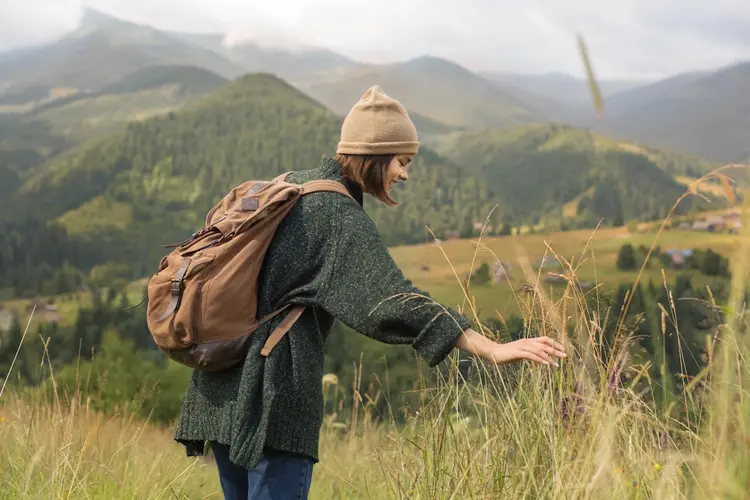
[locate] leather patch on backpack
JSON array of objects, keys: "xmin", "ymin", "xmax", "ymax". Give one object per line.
[{"xmin": 241, "ymin": 197, "xmax": 259, "ymax": 211}]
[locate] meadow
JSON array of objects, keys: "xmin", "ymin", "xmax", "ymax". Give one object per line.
[{"xmin": 391, "ymin": 224, "xmax": 740, "ymax": 320}]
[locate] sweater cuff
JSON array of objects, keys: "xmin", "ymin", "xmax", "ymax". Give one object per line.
[{"xmin": 412, "ymin": 310, "xmax": 472, "ymax": 367}]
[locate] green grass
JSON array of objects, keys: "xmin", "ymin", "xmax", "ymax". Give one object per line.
[{"xmin": 56, "ymin": 196, "xmax": 135, "ymax": 236}]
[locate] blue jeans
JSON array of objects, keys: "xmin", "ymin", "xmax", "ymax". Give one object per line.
[{"xmin": 211, "ymin": 442, "xmax": 314, "ymax": 500}]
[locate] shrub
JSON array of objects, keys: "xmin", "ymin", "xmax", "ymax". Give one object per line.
[{"xmin": 616, "ymin": 243, "xmax": 637, "ymax": 270}]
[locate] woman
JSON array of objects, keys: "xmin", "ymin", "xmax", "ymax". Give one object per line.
[{"xmin": 174, "ymin": 85, "xmax": 566, "ymax": 499}]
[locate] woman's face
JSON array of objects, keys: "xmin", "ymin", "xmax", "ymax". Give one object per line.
[{"xmin": 384, "ymin": 155, "xmax": 413, "ymax": 194}]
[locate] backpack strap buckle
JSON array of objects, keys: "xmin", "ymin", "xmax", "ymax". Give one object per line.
[
  {"xmin": 170, "ymin": 279, "xmax": 183, "ymax": 295},
  {"xmin": 155, "ymin": 258, "xmax": 191, "ymax": 323}
]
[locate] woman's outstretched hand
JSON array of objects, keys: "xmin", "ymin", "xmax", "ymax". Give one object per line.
[{"xmin": 455, "ymin": 328, "xmax": 566, "ymax": 367}]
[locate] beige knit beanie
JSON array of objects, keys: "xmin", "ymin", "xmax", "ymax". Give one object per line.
[{"xmin": 336, "ymin": 85, "xmax": 420, "ymax": 155}]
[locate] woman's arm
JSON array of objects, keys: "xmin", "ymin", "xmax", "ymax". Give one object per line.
[
  {"xmin": 455, "ymin": 328, "xmax": 566, "ymax": 367},
  {"xmin": 316, "ymin": 202, "xmax": 471, "ymax": 366},
  {"xmin": 316, "ymin": 201, "xmax": 567, "ymax": 368}
]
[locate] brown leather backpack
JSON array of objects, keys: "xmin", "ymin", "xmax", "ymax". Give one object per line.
[{"xmin": 145, "ymin": 172, "xmax": 353, "ymax": 371}]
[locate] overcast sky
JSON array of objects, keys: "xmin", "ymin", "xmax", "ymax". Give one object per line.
[{"xmin": 2, "ymin": 0, "xmax": 750, "ymax": 80}]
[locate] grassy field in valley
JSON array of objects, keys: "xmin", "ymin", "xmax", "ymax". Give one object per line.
[{"xmin": 391, "ymin": 225, "xmax": 739, "ymax": 320}]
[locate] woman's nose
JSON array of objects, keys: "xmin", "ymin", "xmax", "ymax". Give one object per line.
[{"xmin": 400, "ymin": 169, "xmax": 408, "ymax": 181}]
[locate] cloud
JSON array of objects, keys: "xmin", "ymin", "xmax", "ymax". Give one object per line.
[
  {"xmin": 0, "ymin": 1, "xmax": 81, "ymax": 49},
  {"xmin": 0, "ymin": 0, "xmax": 749, "ymax": 79}
]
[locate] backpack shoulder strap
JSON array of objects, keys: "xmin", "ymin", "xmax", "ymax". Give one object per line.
[
  {"xmin": 272, "ymin": 171, "xmax": 292, "ymax": 183},
  {"xmin": 300, "ymin": 180, "xmax": 354, "ymax": 199}
]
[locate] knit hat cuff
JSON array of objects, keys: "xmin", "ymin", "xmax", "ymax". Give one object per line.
[{"xmin": 336, "ymin": 140, "xmax": 420, "ymax": 155}]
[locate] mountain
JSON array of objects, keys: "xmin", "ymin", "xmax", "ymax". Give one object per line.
[
  {"xmin": 0, "ymin": 65, "xmax": 228, "ymax": 189},
  {"xmin": 96, "ymin": 64, "xmax": 228, "ymax": 95},
  {"xmin": 408, "ymin": 112, "xmax": 466, "ymax": 146},
  {"xmin": 0, "ymin": 8, "xmax": 244, "ymax": 108},
  {"xmin": 587, "ymin": 62, "xmax": 750, "ymax": 163},
  {"xmin": 482, "ymin": 71, "xmax": 648, "ymax": 109},
  {"xmin": 228, "ymin": 42, "xmax": 361, "ymax": 85},
  {"xmin": 600, "ymin": 71, "xmax": 708, "ymax": 116},
  {"xmin": 166, "ymin": 29, "xmax": 361, "ymax": 85},
  {"xmin": 2, "ymin": 73, "xmax": 503, "ymax": 284},
  {"xmin": 0, "ymin": 73, "xmax": 732, "ymax": 299},
  {"xmin": 165, "ymin": 32, "xmax": 230, "ymax": 56},
  {"xmin": 299, "ymin": 55, "xmax": 546, "ymax": 128},
  {"xmin": 435, "ymin": 123, "xmax": 720, "ymax": 227},
  {"xmin": 23, "ymin": 65, "xmax": 228, "ymax": 144}
]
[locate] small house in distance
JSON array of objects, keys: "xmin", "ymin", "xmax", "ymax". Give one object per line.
[
  {"xmin": 692, "ymin": 215, "xmax": 726, "ymax": 232},
  {"xmin": 664, "ymin": 249, "xmax": 693, "ymax": 269},
  {"xmin": 25, "ymin": 301, "xmax": 61, "ymax": 324}
]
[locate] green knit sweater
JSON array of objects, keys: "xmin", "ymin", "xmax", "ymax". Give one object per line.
[{"xmin": 174, "ymin": 157, "xmax": 472, "ymax": 469}]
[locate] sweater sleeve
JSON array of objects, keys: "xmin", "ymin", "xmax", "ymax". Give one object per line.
[{"xmin": 317, "ymin": 200, "xmax": 472, "ymax": 367}]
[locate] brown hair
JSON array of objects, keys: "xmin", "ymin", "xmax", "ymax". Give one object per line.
[{"xmin": 333, "ymin": 153, "xmax": 397, "ymax": 206}]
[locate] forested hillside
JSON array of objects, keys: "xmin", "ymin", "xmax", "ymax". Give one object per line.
[
  {"xmin": 0, "ymin": 116, "xmax": 70, "ymax": 198},
  {"xmin": 436, "ymin": 123, "xmax": 721, "ymax": 228}
]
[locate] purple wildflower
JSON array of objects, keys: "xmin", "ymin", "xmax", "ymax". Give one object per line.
[
  {"xmin": 560, "ymin": 380, "xmax": 585, "ymax": 426},
  {"xmin": 658, "ymin": 430, "xmax": 669, "ymax": 450}
]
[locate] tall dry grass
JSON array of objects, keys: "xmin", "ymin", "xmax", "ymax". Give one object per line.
[{"xmin": 0, "ymin": 393, "xmax": 220, "ymax": 499}]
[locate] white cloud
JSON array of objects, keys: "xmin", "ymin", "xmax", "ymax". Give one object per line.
[
  {"xmin": 0, "ymin": 1, "xmax": 81, "ymax": 48},
  {"xmin": 1, "ymin": 0, "xmax": 749, "ymax": 79}
]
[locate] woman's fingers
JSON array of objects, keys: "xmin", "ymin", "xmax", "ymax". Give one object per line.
[
  {"xmin": 538, "ymin": 336, "xmax": 566, "ymax": 354},
  {"xmin": 516, "ymin": 338, "xmax": 565, "ymax": 366},
  {"xmin": 520, "ymin": 344, "xmax": 555, "ymax": 365},
  {"xmin": 492, "ymin": 337, "xmax": 567, "ymax": 366},
  {"xmin": 540, "ymin": 344, "xmax": 565, "ymax": 359},
  {"xmin": 522, "ymin": 350, "xmax": 550, "ymax": 366}
]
